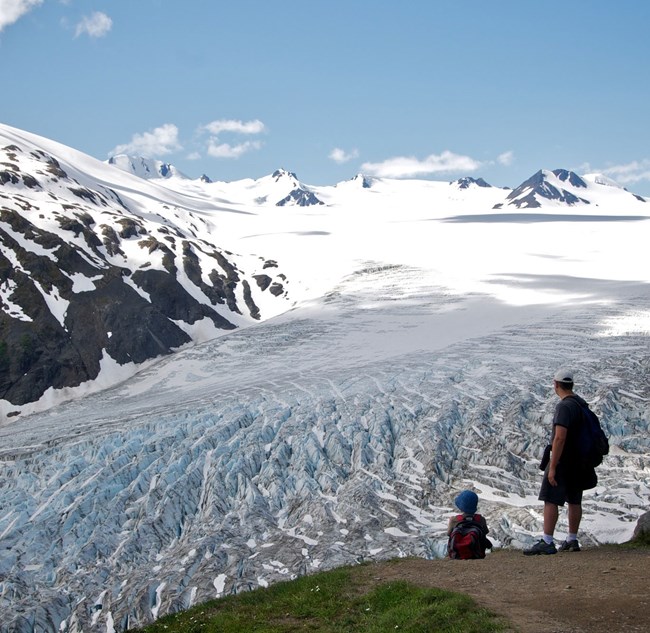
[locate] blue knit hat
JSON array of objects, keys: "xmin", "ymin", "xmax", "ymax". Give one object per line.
[{"xmin": 455, "ymin": 490, "xmax": 478, "ymax": 515}]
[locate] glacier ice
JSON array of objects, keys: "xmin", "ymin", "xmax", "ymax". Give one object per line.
[{"xmin": 1, "ymin": 282, "xmax": 649, "ymax": 633}]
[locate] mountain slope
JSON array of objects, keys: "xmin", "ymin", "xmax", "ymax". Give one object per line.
[{"xmin": 0, "ymin": 125, "xmax": 291, "ymax": 412}]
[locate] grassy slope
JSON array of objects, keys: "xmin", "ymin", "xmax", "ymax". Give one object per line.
[
  {"xmin": 129, "ymin": 539, "xmax": 650, "ymax": 633},
  {"xmin": 128, "ymin": 564, "xmax": 508, "ymax": 633}
]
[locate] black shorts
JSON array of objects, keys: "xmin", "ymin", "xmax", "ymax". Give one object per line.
[{"xmin": 538, "ymin": 464, "xmax": 584, "ymax": 506}]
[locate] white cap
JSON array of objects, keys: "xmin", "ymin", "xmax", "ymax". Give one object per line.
[{"xmin": 554, "ymin": 368, "xmax": 574, "ymax": 383}]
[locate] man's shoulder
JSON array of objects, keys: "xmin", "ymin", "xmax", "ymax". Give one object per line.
[
  {"xmin": 562, "ymin": 394, "xmax": 588, "ymax": 409},
  {"xmin": 554, "ymin": 395, "xmax": 584, "ymax": 426}
]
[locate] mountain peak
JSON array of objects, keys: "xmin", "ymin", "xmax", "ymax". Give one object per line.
[
  {"xmin": 272, "ymin": 168, "xmax": 299, "ymax": 182},
  {"xmin": 350, "ymin": 174, "xmax": 375, "ymax": 188},
  {"xmin": 505, "ymin": 168, "xmax": 590, "ymax": 208},
  {"xmin": 107, "ymin": 154, "xmax": 188, "ymax": 180},
  {"xmin": 453, "ymin": 176, "xmax": 492, "ymax": 189},
  {"xmin": 552, "ymin": 169, "xmax": 587, "ymax": 188}
]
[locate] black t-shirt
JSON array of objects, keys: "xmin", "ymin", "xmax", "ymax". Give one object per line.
[{"xmin": 552, "ymin": 395, "xmax": 587, "ymax": 467}]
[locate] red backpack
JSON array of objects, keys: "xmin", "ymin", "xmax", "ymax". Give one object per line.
[{"xmin": 447, "ymin": 514, "xmax": 490, "ymax": 559}]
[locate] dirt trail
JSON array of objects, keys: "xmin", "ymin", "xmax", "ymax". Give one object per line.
[{"xmin": 356, "ymin": 546, "xmax": 650, "ymax": 633}]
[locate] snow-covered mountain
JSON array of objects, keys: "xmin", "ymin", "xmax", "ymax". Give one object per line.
[
  {"xmin": 498, "ymin": 168, "xmax": 646, "ymax": 209},
  {"xmin": 1, "ymin": 123, "xmax": 650, "ymax": 633},
  {"xmin": 0, "ymin": 125, "xmax": 291, "ymax": 412},
  {"xmin": 107, "ymin": 155, "xmax": 189, "ymax": 180},
  {"xmin": 452, "ymin": 176, "xmax": 495, "ymax": 189}
]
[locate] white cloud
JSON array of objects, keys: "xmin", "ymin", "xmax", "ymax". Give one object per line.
[
  {"xmin": 202, "ymin": 119, "xmax": 265, "ymax": 135},
  {"xmin": 198, "ymin": 118, "xmax": 265, "ymax": 160},
  {"xmin": 0, "ymin": 0, "xmax": 43, "ymax": 32},
  {"xmin": 329, "ymin": 148, "xmax": 359, "ymax": 164},
  {"xmin": 75, "ymin": 11, "xmax": 112, "ymax": 38},
  {"xmin": 110, "ymin": 124, "xmax": 182, "ymax": 157},
  {"xmin": 361, "ymin": 151, "xmax": 481, "ymax": 179},
  {"xmin": 497, "ymin": 151, "xmax": 515, "ymax": 166},
  {"xmin": 599, "ymin": 160, "xmax": 650, "ymax": 185},
  {"xmin": 207, "ymin": 140, "xmax": 262, "ymax": 159}
]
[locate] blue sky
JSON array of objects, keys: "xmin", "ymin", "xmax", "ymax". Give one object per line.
[{"xmin": 2, "ymin": 0, "xmax": 650, "ymax": 193}]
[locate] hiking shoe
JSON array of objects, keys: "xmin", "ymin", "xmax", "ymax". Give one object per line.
[
  {"xmin": 559, "ymin": 539, "xmax": 580, "ymax": 552},
  {"xmin": 523, "ymin": 539, "xmax": 557, "ymax": 556}
]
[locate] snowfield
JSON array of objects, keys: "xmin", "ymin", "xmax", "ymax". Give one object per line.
[{"xmin": 1, "ymin": 124, "xmax": 650, "ymax": 632}]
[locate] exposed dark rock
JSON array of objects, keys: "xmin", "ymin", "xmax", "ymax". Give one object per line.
[
  {"xmin": 21, "ymin": 173, "xmax": 40, "ymax": 189},
  {"xmin": 254, "ymin": 274, "xmax": 272, "ymax": 291},
  {"xmin": 269, "ymin": 282, "xmax": 284, "ymax": 296},
  {"xmin": 632, "ymin": 511, "xmax": 650, "ymax": 541},
  {"xmin": 100, "ymin": 225, "xmax": 124, "ymax": 257},
  {"xmin": 69, "ymin": 187, "xmax": 104, "ymax": 205},
  {"xmin": 241, "ymin": 280, "xmax": 261, "ymax": 320},
  {"xmin": 273, "ymin": 169, "xmax": 298, "ymax": 181},
  {"xmin": 66, "ymin": 274, "xmax": 193, "ymax": 366},
  {"xmin": 182, "ymin": 241, "xmax": 234, "ymax": 308},
  {"xmin": 116, "ymin": 218, "xmax": 146, "ymax": 239},
  {"xmin": 56, "ymin": 216, "xmax": 87, "ymax": 236},
  {"xmin": 131, "ymin": 269, "xmax": 236, "ymax": 330},
  {"xmin": 0, "ymin": 169, "xmax": 20, "ymax": 185},
  {"xmin": 276, "ymin": 188, "xmax": 325, "ymax": 207},
  {"xmin": 43, "ymin": 155, "xmax": 68, "ymax": 179},
  {"xmin": 56, "ymin": 215, "xmax": 103, "ymax": 251},
  {"xmin": 454, "ymin": 177, "xmax": 491, "ymax": 189},
  {"xmin": 3, "ymin": 144, "xmax": 21, "ymax": 161},
  {"xmin": 553, "ymin": 169, "xmax": 587, "ymax": 188},
  {"xmin": 76, "ymin": 211, "xmax": 95, "ymax": 227}
]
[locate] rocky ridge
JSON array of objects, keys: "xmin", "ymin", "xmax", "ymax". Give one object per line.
[{"xmin": 0, "ymin": 138, "xmax": 290, "ymax": 410}]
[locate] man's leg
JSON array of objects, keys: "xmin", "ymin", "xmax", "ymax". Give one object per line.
[
  {"xmin": 568, "ymin": 503, "xmax": 582, "ymax": 533},
  {"xmin": 543, "ymin": 501, "xmax": 559, "ymax": 540},
  {"xmin": 525, "ymin": 470, "xmax": 563, "ymax": 555},
  {"xmin": 523, "ymin": 501, "xmax": 559, "ymax": 555},
  {"xmin": 555, "ymin": 499, "xmax": 583, "ymax": 551}
]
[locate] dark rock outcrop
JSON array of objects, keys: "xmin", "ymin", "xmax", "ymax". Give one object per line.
[
  {"xmin": 0, "ymin": 140, "xmax": 290, "ymax": 409},
  {"xmin": 632, "ymin": 511, "xmax": 650, "ymax": 542}
]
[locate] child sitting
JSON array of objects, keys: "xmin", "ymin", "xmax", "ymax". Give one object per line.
[{"xmin": 447, "ymin": 490, "xmax": 492, "ymax": 559}]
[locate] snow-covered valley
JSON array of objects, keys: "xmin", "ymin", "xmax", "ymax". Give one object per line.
[{"xmin": 1, "ymin": 124, "xmax": 650, "ymax": 632}]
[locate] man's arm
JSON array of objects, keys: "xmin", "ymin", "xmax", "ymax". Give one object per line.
[{"xmin": 548, "ymin": 424, "xmax": 567, "ymax": 486}]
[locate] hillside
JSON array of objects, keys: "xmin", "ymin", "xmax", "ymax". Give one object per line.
[
  {"xmin": 360, "ymin": 546, "xmax": 650, "ymax": 633},
  {"xmin": 130, "ymin": 546, "xmax": 650, "ymax": 633}
]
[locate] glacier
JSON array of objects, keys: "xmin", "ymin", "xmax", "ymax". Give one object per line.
[{"xmin": 1, "ymin": 270, "xmax": 649, "ymax": 632}]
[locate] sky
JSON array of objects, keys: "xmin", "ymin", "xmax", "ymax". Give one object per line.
[{"xmin": 1, "ymin": 0, "xmax": 650, "ymax": 194}]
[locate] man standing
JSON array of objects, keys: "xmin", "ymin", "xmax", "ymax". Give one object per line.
[{"xmin": 523, "ymin": 368, "xmax": 597, "ymax": 555}]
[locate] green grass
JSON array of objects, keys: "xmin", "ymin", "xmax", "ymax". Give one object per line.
[{"xmin": 129, "ymin": 565, "xmax": 508, "ymax": 633}]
